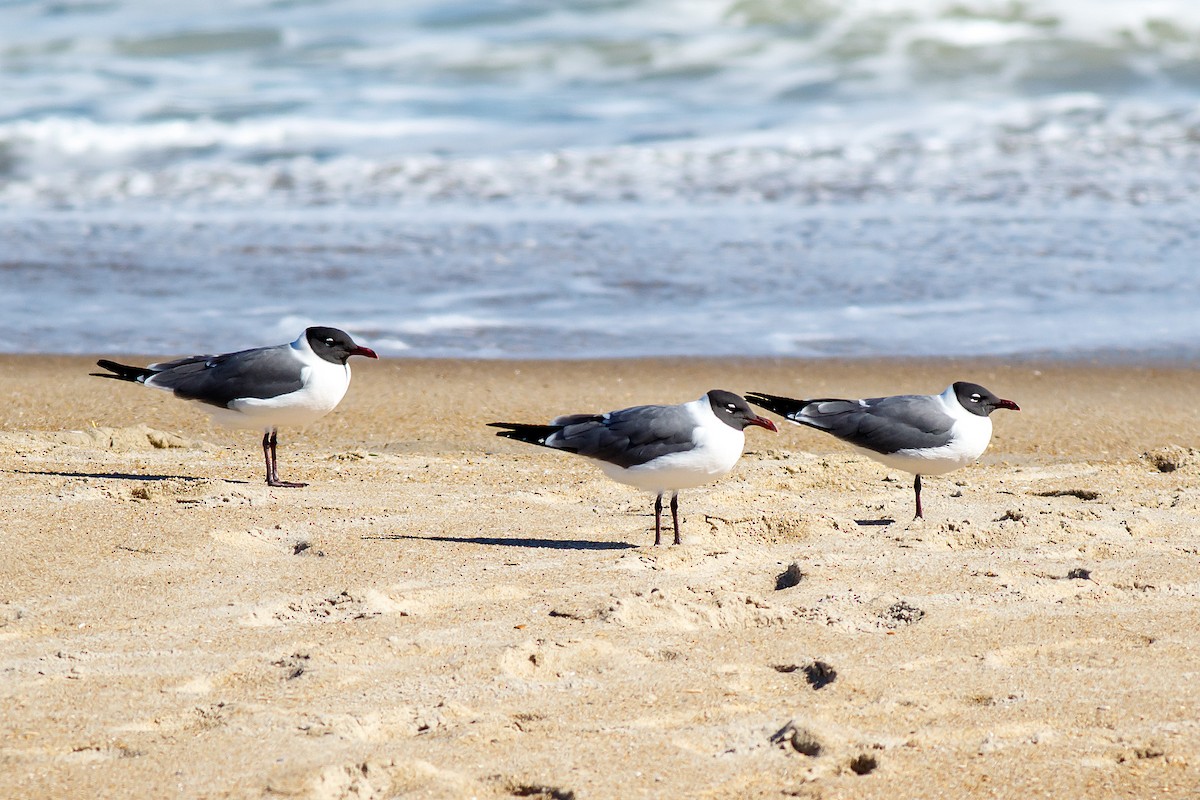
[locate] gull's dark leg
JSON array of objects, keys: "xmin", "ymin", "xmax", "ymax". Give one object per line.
[
  {"xmin": 654, "ymin": 492, "xmax": 664, "ymax": 546},
  {"xmin": 670, "ymin": 491, "xmax": 681, "ymax": 545},
  {"xmin": 266, "ymin": 429, "xmax": 307, "ymax": 488},
  {"xmin": 914, "ymin": 474, "xmax": 924, "ymax": 519},
  {"xmin": 261, "ymin": 431, "xmax": 273, "ymax": 484}
]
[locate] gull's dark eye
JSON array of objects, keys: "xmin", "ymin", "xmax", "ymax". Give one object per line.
[
  {"xmin": 970, "ymin": 394, "xmax": 982, "ymax": 402},
  {"xmin": 325, "ymin": 338, "xmax": 335, "ymax": 345}
]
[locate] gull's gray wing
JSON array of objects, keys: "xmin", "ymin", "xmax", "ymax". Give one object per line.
[
  {"xmin": 793, "ymin": 394, "xmax": 956, "ymax": 454},
  {"xmin": 144, "ymin": 344, "xmax": 305, "ymax": 408},
  {"xmin": 547, "ymin": 403, "xmax": 698, "ymax": 469}
]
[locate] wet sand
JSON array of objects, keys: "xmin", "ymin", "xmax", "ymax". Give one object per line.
[{"xmin": 1, "ymin": 355, "xmax": 1198, "ymax": 799}]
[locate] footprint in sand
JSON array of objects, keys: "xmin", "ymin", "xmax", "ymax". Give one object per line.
[
  {"xmin": 268, "ymin": 757, "xmax": 487, "ymax": 800},
  {"xmin": 182, "ymin": 489, "xmax": 269, "ymax": 507},
  {"xmin": 208, "ymin": 525, "xmax": 319, "ymax": 554},
  {"xmin": 238, "ymin": 588, "xmax": 411, "ymax": 627},
  {"xmin": 498, "ymin": 637, "xmax": 645, "ymax": 681},
  {"xmin": 557, "ymin": 586, "xmax": 798, "ymax": 632},
  {"xmin": 297, "ymin": 702, "xmax": 465, "ymax": 742},
  {"xmin": 770, "ymin": 721, "xmax": 824, "ymax": 756},
  {"xmin": 60, "ymin": 742, "xmax": 146, "ymax": 763},
  {"xmin": 774, "ymin": 661, "xmax": 839, "ymax": 690}
]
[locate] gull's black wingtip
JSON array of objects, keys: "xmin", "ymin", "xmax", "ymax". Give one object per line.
[
  {"xmin": 488, "ymin": 423, "xmax": 518, "ymax": 441},
  {"xmin": 488, "ymin": 422, "xmax": 562, "ymax": 447},
  {"xmin": 92, "ymin": 359, "xmax": 152, "ymax": 382},
  {"xmin": 744, "ymin": 391, "xmax": 806, "ymax": 418}
]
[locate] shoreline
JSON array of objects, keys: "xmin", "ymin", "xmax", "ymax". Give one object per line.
[
  {"xmin": 2, "ymin": 354, "xmax": 1199, "ymax": 798},
  {"xmin": 8, "ymin": 347, "xmax": 1200, "ymax": 368}
]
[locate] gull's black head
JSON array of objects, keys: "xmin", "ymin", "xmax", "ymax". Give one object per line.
[
  {"xmin": 306, "ymin": 326, "xmax": 379, "ymax": 365},
  {"xmin": 952, "ymin": 382, "xmax": 1020, "ymax": 417},
  {"xmin": 706, "ymin": 389, "xmax": 779, "ymax": 432}
]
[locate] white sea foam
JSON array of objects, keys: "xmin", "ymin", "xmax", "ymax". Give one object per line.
[{"xmin": 4, "ymin": 96, "xmax": 1197, "ymax": 211}]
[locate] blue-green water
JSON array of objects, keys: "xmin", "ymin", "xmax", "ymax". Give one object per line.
[{"xmin": 3, "ymin": 0, "xmax": 1199, "ymax": 359}]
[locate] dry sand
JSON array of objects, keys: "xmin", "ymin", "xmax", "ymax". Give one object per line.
[{"xmin": 1, "ymin": 355, "xmax": 1199, "ymax": 799}]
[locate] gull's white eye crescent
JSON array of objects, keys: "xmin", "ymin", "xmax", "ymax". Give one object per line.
[{"xmin": 970, "ymin": 394, "xmax": 982, "ymax": 402}]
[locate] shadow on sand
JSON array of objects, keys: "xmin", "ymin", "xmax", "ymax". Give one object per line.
[
  {"xmin": 15, "ymin": 470, "xmax": 244, "ymax": 483},
  {"xmin": 364, "ymin": 533, "xmax": 638, "ymax": 551}
]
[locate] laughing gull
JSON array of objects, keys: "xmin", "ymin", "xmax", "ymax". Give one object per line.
[
  {"xmin": 93, "ymin": 326, "xmax": 378, "ymax": 487},
  {"xmin": 490, "ymin": 390, "xmax": 778, "ymax": 545},
  {"xmin": 745, "ymin": 382, "xmax": 1019, "ymax": 518}
]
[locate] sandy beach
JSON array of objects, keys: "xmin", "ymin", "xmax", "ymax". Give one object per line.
[{"xmin": 2, "ymin": 355, "xmax": 1198, "ymax": 799}]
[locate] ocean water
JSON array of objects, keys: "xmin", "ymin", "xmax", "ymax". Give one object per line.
[{"xmin": 2, "ymin": 0, "xmax": 1199, "ymax": 360}]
